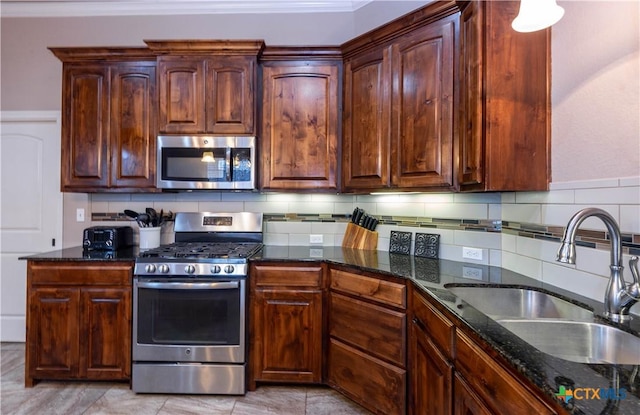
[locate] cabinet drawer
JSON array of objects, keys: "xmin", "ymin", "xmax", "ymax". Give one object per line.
[
  {"xmin": 252, "ymin": 264, "xmax": 323, "ymax": 288},
  {"xmin": 328, "ymin": 338, "xmax": 406, "ymax": 415},
  {"xmin": 455, "ymin": 331, "xmax": 556, "ymax": 415},
  {"xmin": 412, "ymin": 289, "xmax": 455, "ymax": 360},
  {"xmin": 330, "ymin": 269, "xmax": 406, "ymax": 309},
  {"xmin": 28, "ymin": 262, "xmax": 132, "ymax": 286},
  {"xmin": 330, "ymin": 292, "xmax": 406, "ymax": 366}
]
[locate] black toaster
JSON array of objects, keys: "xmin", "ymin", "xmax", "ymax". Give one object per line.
[{"xmin": 83, "ymin": 226, "xmax": 133, "ymax": 251}]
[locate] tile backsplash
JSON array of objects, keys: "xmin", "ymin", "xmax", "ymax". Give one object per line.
[{"xmin": 69, "ymin": 176, "xmax": 639, "ymax": 306}]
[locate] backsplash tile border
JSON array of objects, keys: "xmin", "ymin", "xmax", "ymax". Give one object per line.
[{"xmin": 91, "ymin": 212, "xmax": 640, "ymax": 255}]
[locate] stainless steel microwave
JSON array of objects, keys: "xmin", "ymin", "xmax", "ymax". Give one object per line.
[{"xmin": 157, "ymin": 135, "xmax": 256, "ymax": 190}]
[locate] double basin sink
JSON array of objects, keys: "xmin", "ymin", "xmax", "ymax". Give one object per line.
[{"xmin": 445, "ymin": 285, "xmax": 640, "ymax": 365}]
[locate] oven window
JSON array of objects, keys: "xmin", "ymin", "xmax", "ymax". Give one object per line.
[
  {"xmin": 137, "ymin": 286, "xmax": 240, "ymax": 345},
  {"xmin": 162, "ymin": 148, "xmax": 228, "ymax": 182}
]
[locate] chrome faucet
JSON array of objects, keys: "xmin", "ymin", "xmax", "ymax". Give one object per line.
[{"xmin": 556, "ymin": 207, "xmax": 640, "ymax": 322}]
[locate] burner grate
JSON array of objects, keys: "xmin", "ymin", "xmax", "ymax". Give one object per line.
[{"xmin": 138, "ymin": 242, "xmax": 262, "ymax": 260}]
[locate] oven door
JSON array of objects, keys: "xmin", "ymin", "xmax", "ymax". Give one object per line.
[{"xmin": 132, "ymin": 277, "xmax": 246, "ymax": 363}]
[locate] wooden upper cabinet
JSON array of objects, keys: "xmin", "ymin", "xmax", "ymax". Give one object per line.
[
  {"xmin": 61, "ymin": 64, "xmax": 110, "ymax": 189},
  {"xmin": 50, "ymin": 48, "xmax": 157, "ymax": 192},
  {"xmin": 207, "ymin": 56, "xmax": 256, "ymax": 134},
  {"xmin": 342, "ymin": 47, "xmax": 390, "ymax": 190},
  {"xmin": 459, "ymin": 0, "xmax": 550, "ymax": 191},
  {"xmin": 110, "ymin": 64, "xmax": 157, "ymax": 189},
  {"xmin": 342, "ymin": 6, "xmax": 458, "ymax": 192},
  {"xmin": 260, "ymin": 48, "xmax": 341, "ymax": 191},
  {"xmin": 157, "ymin": 58, "xmax": 206, "ymax": 134},
  {"xmin": 148, "ymin": 40, "xmax": 264, "ymax": 135},
  {"xmin": 391, "ymin": 15, "xmax": 456, "ymax": 189}
]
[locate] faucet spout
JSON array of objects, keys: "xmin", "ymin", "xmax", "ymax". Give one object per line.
[{"xmin": 556, "ymin": 208, "xmax": 637, "ymax": 322}]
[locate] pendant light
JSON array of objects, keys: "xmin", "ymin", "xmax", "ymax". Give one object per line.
[{"xmin": 512, "ymin": 0, "xmax": 565, "ymax": 32}]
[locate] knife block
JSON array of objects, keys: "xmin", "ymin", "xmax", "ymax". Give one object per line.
[{"xmin": 342, "ymin": 222, "xmax": 378, "ymax": 250}]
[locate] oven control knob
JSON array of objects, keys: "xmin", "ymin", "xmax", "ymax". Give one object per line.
[
  {"xmin": 144, "ymin": 264, "xmax": 156, "ymax": 273},
  {"xmin": 224, "ymin": 265, "xmax": 235, "ymax": 274},
  {"xmin": 211, "ymin": 265, "xmax": 222, "ymax": 274},
  {"xmin": 185, "ymin": 265, "xmax": 196, "ymax": 274},
  {"xmin": 159, "ymin": 264, "xmax": 170, "ymax": 273}
]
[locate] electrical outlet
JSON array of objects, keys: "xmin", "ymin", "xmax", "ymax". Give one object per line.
[
  {"xmin": 310, "ymin": 234, "xmax": 323, "ymax": 244},
  {"xmin": 76, "ymin": 208, "xmax": 85, "ymax": 222},
  {"xmin": 462, "ymin": 266, "xmax": 483, "ymax": 280},
  {"xmin": 309, "ymin": 248, "xmax": 324, "ymax": 257},
  {"xmin": 462, "ymin": 246, "xmax": 483, "ymax": 261}
]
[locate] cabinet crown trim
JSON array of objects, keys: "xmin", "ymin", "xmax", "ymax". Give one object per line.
[{"xmin": 144, "ymin": 39, "xmax": 265, "ymax": 55}]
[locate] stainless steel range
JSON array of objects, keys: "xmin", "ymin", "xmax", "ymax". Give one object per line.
[{"xmin": 132, "ymin": 212, "xmax": 263, "ymax": 395}]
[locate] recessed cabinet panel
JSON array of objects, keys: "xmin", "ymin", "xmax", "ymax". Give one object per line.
[
  {"xmin": 392, "ymin": 17, "xmax": 455, "ymax": 188},
  {"xmin": 342, "ymin": 49, "xmax": 389, "ymax": 190},
  {"xmin": 64, "ymin": 66, "xmax": 109, "ymax": 187},
  {"xmin": 261, "ymin": 60, "xmax": 339, "ymax": 190},
  {"xmin": 81, "ymin": 288, "xmax": 132, "ymax": 379},
  {"xmin": 110, "ymin": 65, "xmax": 156, "ymax": 188},
  {"xmin": 158, "ymin": 59, "xmax": 206, "ymax": 133},
  {"xmin": 27, "ymin": 288, "xmax": 80, "ymax": 381},
  {"xmin": 207, "ymin": 58, "xmax": 255, "ymax": 133}
]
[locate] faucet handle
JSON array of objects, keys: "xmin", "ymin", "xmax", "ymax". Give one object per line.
[{"xmin": 627, "ymin": 256, "xmax": 639, "ymax": 298}]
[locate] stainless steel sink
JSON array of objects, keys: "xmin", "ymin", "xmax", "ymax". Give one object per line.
[
  {"xmin": 496, "ymin": 319, "xmax": 640, "ymax": 365},
  {"xmin": 445, "ymin": 286, "xmax": 594, "ymax": 321}
]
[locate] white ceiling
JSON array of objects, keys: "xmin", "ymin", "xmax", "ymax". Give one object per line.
[{"xmin": 0, "ymin": 0, "xmax": 376, "ymax": 17}]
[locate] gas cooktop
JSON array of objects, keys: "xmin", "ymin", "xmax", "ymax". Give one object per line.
[{"xmin": 137, "ymin": 242, "xmax": 263, "ymax": 260}]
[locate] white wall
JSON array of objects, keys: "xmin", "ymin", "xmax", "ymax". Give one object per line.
[{"xmin": 552, "ymin": 0, "xmax": 639, "ymax": 182}]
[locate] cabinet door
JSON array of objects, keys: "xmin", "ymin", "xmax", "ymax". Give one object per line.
[
  {"xmin": 409, "ymin": 319, "xmax": 453, "ymax": 415},
  {"xmin": 80, "ymin": 287, "xmax": 131, "ymax": 380},
  {"xmin": 110, "ymin": 63, "xmax": 157, "ymax": 189},
  {"xmin": 328, "ymin": 338, "xmax": 406, "ymax": 415},
  {"xmin": 342, "ymin": 48, "xmax": 391, "ymax": 190},
  {"xmin": 459, "ymin": 0, "xmax": 550, "ymax": 191},
  {"xmin": 454, "ymin": 374, "xmax": 493, "ymax": 415},
  {"xmin": 206, "ymin": 56, "xmax": 256, "ymax": 134},
  {"xmin": 391, "ymin": 16, "xmax": 456, "ymax": 189},
  {"xmin": 261, "ymin": 63, "xmax": 339, "ymax": 190},
  {"xmin": 158, "ymin": 57, "xmax": 206, "ymax": 133},
  {"xmin": 26, "ymin": 288, "xmax": 80, "ymax": 385},
  {"xmin": 61, "ymin": 65, "xmax": 109, "ymax": 190},
  {"xmin": 253, "ymin": 289, "xmax": 323, "ymax": 383}
]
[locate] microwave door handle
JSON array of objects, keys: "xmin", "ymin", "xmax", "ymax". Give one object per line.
[
  {"xmin": 136, "ymin": 281, "xmax": 240, "ymax": 290},
  {"xmin": 225, "ymin": 147, "xmax": 232, "ymax": 181}
]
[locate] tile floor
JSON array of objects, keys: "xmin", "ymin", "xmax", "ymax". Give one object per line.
[{"xmin": 1, "ymin": 343, "xmax": 372, "ymax": 415}]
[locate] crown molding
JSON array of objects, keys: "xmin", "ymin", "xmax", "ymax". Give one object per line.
[{"xmin": 1, "ymin": 0, "xmax": 374, "ymax": 17}]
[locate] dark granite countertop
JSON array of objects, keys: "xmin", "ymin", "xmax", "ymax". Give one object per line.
[
  {"xmin": 255, "ymin": 246, "xmax": 640, "ymax": 415},
  {"xmin": 22, "ymin": 245, "xmax": 640, "ymax": 414},
  {"xmin": 20, "ymin": 246, "xmax": 139, "ymax": 261}
]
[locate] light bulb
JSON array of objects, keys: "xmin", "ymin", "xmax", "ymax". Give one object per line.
[{"xmin": 512, "ymin": 0, "xmax": 565, "ymax": 33}]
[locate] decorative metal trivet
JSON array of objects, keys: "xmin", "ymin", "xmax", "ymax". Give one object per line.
[
  {"xmin": 389, "ymin": 231, "xmax": 412, "ymax": 255},
  {"xmin": 414, "ymin": 233, "xmax": 440, "ymax": 259}
]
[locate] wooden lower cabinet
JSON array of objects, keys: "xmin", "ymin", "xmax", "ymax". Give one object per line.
[
  {"xmin": 328, "ymin": 338, "xmax": 406, "ymax": 415},
  {"xmin": 409, "ymin": 318, "xmax": 453, "ymax": 415},
  {"xmin": 453, "ymin": 374, "xmax": 493, "ymax": 415},
  {"xmin": 25, "ymin": 261, "xmax": 132, "ymax": 387},
  {"xmin": 410, "ymin": 285, "xmax": 561, "ymax": 415},
  {"xmin": 249, "ymin": 262, "xmax": 325, "ymax": 389},
  {"xmin": 328, "ymin": 267, "xmax": 407, "ymax": 415}
]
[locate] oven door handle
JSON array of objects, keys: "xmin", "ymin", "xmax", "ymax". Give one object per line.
[{"xmin": 136, "ymin": 281, "xmax": 240, "ymax": 290}]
